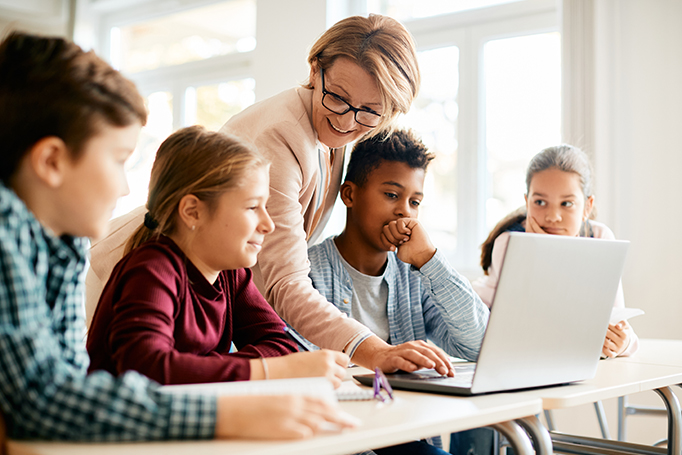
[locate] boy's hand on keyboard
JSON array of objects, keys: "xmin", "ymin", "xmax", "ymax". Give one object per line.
[{"xmin": 372, "ymin": 339, "xmax": 454, "ymax": 377}]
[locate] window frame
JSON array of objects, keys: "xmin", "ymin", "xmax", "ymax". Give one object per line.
[
  {"xmin": 94, "ymin": 0, "xmax": 257, "ymax": 132},
  {"xmin": 91, "ymin": 0, "xmax": 560, "ymax": 275},
  {"xmin": 394, "ymin": 0, "xmax": 559, "ymax": 274}
]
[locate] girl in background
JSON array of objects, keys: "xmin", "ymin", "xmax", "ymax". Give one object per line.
[
  {"xmin": 87, "ymin": 126, "xmax": 349, "ymax": 387},
  {"xmin": 474, "ymin": 144, "xmax": 638, "ymax": 358}
]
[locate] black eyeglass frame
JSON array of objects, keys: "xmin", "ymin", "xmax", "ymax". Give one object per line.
[{"xmin": 319, "ymin": 68, "xmax": 382, "ymax": 128}]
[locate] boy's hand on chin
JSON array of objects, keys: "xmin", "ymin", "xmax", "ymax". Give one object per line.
[{"xmin": 382, "ymin": 218, "xmax": 436, "ymax": 269}]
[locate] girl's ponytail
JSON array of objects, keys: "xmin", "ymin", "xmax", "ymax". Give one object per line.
[{"xmin": 123, "ymin": 125, "xmax": 267, "ymax": 256}]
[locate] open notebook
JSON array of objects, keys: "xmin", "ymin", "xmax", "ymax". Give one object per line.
[
  {"xmin": 160, "ymin": 377, "xmax": 337, "ymax": 401},
  {"xmin": 160, "ymin": 376, "xmax": 374, "ymax": 402}
]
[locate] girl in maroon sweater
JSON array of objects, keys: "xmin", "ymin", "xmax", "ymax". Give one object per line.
[{"xmin": 87, "ymin": 126, "xmax": 348, "ymax": 387}]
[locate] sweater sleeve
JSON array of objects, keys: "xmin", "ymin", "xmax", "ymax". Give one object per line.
[
  {"xmin": 229, "ymin": 268, "xmax": 298, "ymax": 357},
  {"xmin": 418, "ymin": 250, "xmax": 490, "ymax": 361},
  {"xmin": 105, "ymin": 249, "xmax": 252, "ymax": 384}
]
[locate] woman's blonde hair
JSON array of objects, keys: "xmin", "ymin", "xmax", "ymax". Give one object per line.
[
  {"xmin": 125, "ymin": 125, "xmax": 268, "ymax": 255},
  {"xmin": 305, "ymin": 14, "xmax": 420, "ymax": 139},
  {"xmin": 480, "ymin": 144, "xmax": 596, "ymax": 274}
]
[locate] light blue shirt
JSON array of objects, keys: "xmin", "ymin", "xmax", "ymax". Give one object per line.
[{"xmin": 308, "ymin": 237, "xmax": 490, "ymax": 361}]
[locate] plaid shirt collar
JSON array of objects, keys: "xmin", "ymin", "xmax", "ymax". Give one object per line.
[{"xmin": 0, "ymin": 182, "xmax": 88, "ymax": 263}]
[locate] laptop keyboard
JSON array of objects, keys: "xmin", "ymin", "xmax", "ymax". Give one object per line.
[{"xmin": 395, "ymin": 364, "xmax": 476, "ymax": 387}]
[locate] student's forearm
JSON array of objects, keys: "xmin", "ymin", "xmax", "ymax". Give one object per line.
[
  {"xmin": 420, "ymin": 251, "xmax": 489, "ymax": 360},
  {"xmin": 347, "ymin": 335, "xmax": 391, "ymax": 369}
]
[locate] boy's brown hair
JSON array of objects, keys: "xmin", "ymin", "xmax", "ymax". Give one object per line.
[{"xmin": 0, "ymin": 31, "xmax": 147, "ymax": 183}]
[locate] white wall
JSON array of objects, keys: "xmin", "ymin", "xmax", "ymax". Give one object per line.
[
  {"xmin": 552, "ymin": 0, "xmax": 682, "ymax": 445},
  {"xmin": 253, "ymin": 0, "xmax": 326, "ymax": 101},
  {"xmin": 594, "ymin": 0, "xmax": 682, "ymax": 342}
]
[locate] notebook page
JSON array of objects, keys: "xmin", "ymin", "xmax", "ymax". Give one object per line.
[{"xmin": 160, "ymin": 377, "xmax": 337, "ymax": 403}]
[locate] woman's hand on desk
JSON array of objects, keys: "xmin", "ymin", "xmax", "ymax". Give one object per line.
[
  {"xmin": 215, "ymin": 395, "xmax": 359, "ymax": 439},
  {"xmin": 255, "ymin": 350, "xmax": 348, "ymax": 388},
  {"xmin": 602, "ymin": 321, "xmax": 631, "ymax": 358}
]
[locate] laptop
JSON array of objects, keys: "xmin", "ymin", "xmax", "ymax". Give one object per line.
[{"xmin": 354, "ymin": 232, "xmax": 629, "ymax": 396}]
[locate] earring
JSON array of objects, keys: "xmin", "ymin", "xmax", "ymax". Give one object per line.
[{"xmin": 191, "ymin": 225, "xmax": 195, "ymax": 231}]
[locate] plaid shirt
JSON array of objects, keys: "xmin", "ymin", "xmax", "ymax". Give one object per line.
[{"xmin": 0, "ymin": 184, "xmax": 216, "ymax": 441}]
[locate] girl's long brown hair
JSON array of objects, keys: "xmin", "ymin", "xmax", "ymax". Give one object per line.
[{"xmin": 124, "ymin": 125, "xmax": 268, "ymax": 255}]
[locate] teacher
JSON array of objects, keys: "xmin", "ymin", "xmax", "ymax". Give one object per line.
[
  {"xmin": 87, "ymin": 14, "xmax": 452, "ymax": 375},
  {"xmin": 219, "ymin": 14, "xmax": 451, "ymax": 374}
]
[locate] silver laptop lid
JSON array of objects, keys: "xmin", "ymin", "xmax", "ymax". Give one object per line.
[{"xmin": 471, "ymin": 232, "xmax": 629, "ymax": 394}]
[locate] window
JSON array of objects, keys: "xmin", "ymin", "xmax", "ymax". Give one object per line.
[
  {"xmin": 111, "ymin": 0, "xmax": 256, "ymax": 73},
  {"xmin": 185, "ymin": 79, "xmax": 256, "ymax": 132},
  {"xmin": 96, "ymin": 0, "xmax": 560, "ymax": 274},
  {"xmin": 484, "ymin": 33, "xmax": 561, "ymax": 232},
  {"xmin": 114, "ymin": 91, "xmax": 173, "ymax": 217},
  {"xmin": 399, "ymin": 46, "xmax": 460, "ymax": 252},
  {"xmin": 101, "ymin": 0, "xmax": 258, "ymax": 218},
  {"xmin": 367, "ymin": 0, "xmax": 560, "ymax": 273},
  {"xmin": 366, "ymin": 0, "xmax": 523, "ymax": 21}
]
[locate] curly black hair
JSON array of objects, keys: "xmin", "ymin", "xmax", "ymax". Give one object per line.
[{"xmin": 344, "ymin": 129, "xmax": 434, "ymax": 186}]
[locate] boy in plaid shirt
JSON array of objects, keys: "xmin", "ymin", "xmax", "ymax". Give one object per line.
[{"xmin": 0, "ymin": 31, "xmax": 354, "ymax": 442}]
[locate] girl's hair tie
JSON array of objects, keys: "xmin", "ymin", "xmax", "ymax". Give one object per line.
[{"xmin": 143, "ymin": 212, "xmax": 159, "ymax": 230}]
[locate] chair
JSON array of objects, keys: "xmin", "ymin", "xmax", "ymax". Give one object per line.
[
  {"xmin": 617, "ymin": 395, "xmax": 668, "ymax": 444},
  {"xmin": 543, "ymin": 401, "xmax": 611, "ymax": 439}
]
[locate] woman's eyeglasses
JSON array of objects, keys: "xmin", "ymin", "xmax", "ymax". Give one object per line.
[{"xmin": 320, "ymin": 68, "xmax": 382, "ymax": 128}]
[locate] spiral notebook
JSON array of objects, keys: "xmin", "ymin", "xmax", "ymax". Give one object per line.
[
  {"xmin": 335, "ymin": 380, "xmax": 374, "ymax": 401},
  {"xmin": 161, "ymin": 376, "xmax": 376, "ymax": 401}
]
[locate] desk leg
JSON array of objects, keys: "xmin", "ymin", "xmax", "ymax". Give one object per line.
[
  {"xmin": 654, "ymin": 386, "xmax": 681, "ymax": 455},
  {"xmin": 490, "ymin": 420, "xmax": 534, "ymax": 455},
  {"xmin": 516, "ymin": 415, "xmax": 553, "ymax": 455}
]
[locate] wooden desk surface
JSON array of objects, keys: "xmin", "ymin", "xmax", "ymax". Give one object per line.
[{"xmin": 6, "ymin": 381, "xmax": 542, "ymax": 455}]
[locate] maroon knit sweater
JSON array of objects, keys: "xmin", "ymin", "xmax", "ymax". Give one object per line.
[{"xmin": 87, "ymin": 235, "xmax": 297, "ymax": 384}]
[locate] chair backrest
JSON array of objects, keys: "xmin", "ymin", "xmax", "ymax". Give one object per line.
[{"xmin": 85, "ymin": 205, "xmax": 145, "ymax": 330}]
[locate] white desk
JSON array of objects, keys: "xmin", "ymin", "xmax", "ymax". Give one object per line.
[
  {"xmin": 6, "ymin": 377, "xmax": 543, "ymax": 455},
  {"xmin": 522, "ymin": 340, "xmax": 682, "ymax": 455},
  {"xmin": 616, "ymin": 338, "xmax": 682, "ymax": 368}
]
